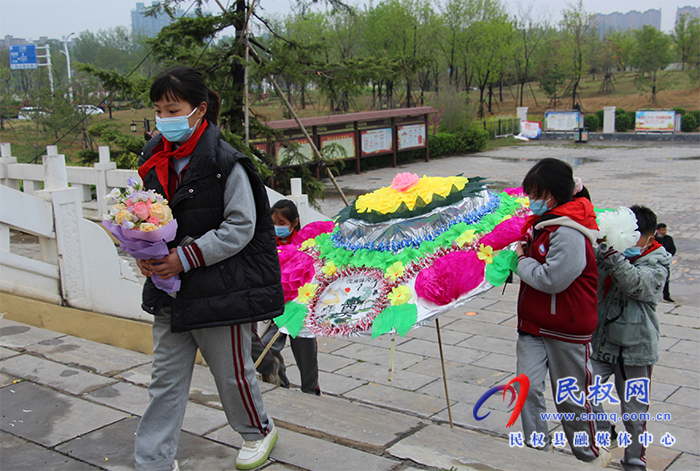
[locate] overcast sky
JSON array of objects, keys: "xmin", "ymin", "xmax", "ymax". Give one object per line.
[{"xmin": 0, "ymin": 0, "xmax": 695, "ymax": 41}]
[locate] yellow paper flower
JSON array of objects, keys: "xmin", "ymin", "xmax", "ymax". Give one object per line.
[
  {"xmin": 301, "ymin": 239, "xmax": 317, "ymax": 250},
  {"xmin": 456, "ymin": 229, "xmax": 476, "ymax": 247},
  {"xmin": 355, "ymin": 175, "xmax": 469, "ymax": 214},
  {"xmin": 321, "ymin": 261, "xmax": 337, "ymax": 277},
  {"xmin": 387, "ymin": 285, "xmax": 412, "ymax": 306},
  {"xmin": 499, "ymin": 214, "xmax": 513, "ymax": 223},
  {"xmin": 477, "ymin": 244, "xmax": 494, "ymax": 264},
  {"xmin": 515, "ymin": 197, "xmax": 529, "ymax": 207},
  {"xmin": 297, "ymin": 283, "xmax": 318, "ymax": 304},
  {"xmin": 385, "ymin": 261, "xmax": 405, "ymax": 280}
]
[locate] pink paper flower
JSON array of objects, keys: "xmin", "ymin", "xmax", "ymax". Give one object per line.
[
  {"xmin": 133, "ymin": 201, "xmax": 151, "ymax": 220},
  {"xmin": 291, "ymin": 220, "xmax": 336, "ymax": 245},
  {"xmin": 504, "ymin": 187, "xmax": 525, "ymax": 196},
  {"xmin": 391, "ymin": 172, "xmax": 420, "ymax": 192},
  {"xmin": 279, "ymin": 249, "xmax": 316, "ymax": 303},
  {"xmin": 480, "ymin": 216, "xmax": 527, "ymax": 250},
  {"xmin": 415, "ymin": 251, "xmax": 485, "ymax": 306}
]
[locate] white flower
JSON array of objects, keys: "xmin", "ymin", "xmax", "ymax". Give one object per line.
[{"xmin": 598, "ymin": 207, "xmax": 640, "ymax": 251}]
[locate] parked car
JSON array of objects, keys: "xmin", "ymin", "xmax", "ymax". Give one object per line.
[
  {"xmin": 18, "ymin": 107, "xmax": 47, "ymax": 120},
  {"xmin": 76, "ymin": 104, "xmax": 104, "ymax": 115}
]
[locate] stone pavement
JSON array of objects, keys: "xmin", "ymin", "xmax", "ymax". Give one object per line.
[{"xmin": 2, "ymin": 141, "xmax": 699, "ymax": 470}]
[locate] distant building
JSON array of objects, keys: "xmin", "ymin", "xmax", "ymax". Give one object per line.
[
  {"xmin": 592, "ymin": 9, "xmax": 661, "ymax": 38},
  {"xmin": 131, "ymin": 2, "xmax": 178, "ymax": 37},
  {"xmin": 676, "ymin": 6, "xmax": 700, "ymax": 25},
  {"xmin": 0, "ymin": 35, "xmax": 55, "ymax": 49}
]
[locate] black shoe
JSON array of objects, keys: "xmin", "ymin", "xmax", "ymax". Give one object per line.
[{"xmin": 664, "ymin": 297, "xmax": 675, "ymax": 303}]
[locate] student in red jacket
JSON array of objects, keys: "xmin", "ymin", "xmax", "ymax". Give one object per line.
[{"xmin": 514, "ymin": 158, "xmax": 610, "ymax": 467}]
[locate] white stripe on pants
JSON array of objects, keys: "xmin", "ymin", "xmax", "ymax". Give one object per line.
[
  {"xmin": 516, "ymin": 333, "xmax": 601, "ymax": 462},
  {"xmin": 135, "ymin": 306, "xmax": 272, "ymax": 471}
]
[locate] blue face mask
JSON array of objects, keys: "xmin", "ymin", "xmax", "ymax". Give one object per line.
[
  {"xmin": 275, "ymin": 225, "xmax": 291, "ymax": 238},
  {"xmin": 529, "ymin": 198, "xmax": 552, "ymax": 216},
  {"xmin": 623, "ymin": 247, "xmax": 642, "ymax": 259},
  {"xmin": 155, "ymin": 108, "xmax": 200, "ymax": 143}
]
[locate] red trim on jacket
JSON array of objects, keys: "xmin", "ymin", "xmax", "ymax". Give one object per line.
[
  {"xmin": 517, "ymin": 225, "xmax": 599, "ymax": 344},
  {"xmin": 276, "ymin": 228, "xmax": 299, "ymax": 246}
]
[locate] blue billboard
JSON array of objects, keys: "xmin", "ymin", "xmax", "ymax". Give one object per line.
[{"xmin": 10, "ymin": 44, "xmax": 38, "ymax": 70}]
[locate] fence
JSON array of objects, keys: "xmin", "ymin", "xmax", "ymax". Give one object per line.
[{"xmin": 0, "ymin": 142, "xmax": 326, "ymax": 319}]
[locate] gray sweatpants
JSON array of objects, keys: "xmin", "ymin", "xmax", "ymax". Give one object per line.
[
  {"xmin": 516, "ymin": 333, "xmax": 601, "ymax": 462},
  {"xmin": 592, "ymin": 359, "xmax": 652, "ymax": 471},
  {"xmin": 135, "ymin": 306, "xmax": 273, "ymax": 471}
]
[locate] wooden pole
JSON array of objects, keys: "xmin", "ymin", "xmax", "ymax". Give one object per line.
[
  {"xmin": 254, "ymin": 329, "xmax": 282, "ymax": 369},
  {"xmin": 247, "ymin": 44, "xmax": 350, "ymax": 207},
  {"xmin": 388, "ymin": 332, "xmax": 396, "ymax": 382},
  {"xmin": 435, "ymin": 318, "xmax": 454, "ymax": 428}
]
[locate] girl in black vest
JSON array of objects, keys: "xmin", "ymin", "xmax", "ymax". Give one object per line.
[{"xmin": 134, "ymin": 66, "xmax": 283, "ymax": 471}]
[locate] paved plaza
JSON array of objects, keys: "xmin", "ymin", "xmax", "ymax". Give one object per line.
[{"xmin": 1, "ymin": 141, "xmax": 698, "ymax": 470}]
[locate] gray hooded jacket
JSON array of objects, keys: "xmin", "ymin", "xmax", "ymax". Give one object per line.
[{"xmin": 591, "ymin": 243, "xmax": 673, "ymax": 366}]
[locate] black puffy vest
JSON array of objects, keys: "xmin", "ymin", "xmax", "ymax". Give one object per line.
[{"xmin": 139, "ymin": 122, "xmax": 284, "ymax": 332}]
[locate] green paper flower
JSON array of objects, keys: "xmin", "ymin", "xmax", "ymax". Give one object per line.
[
  {"xmin": 274, "ymin": 302, "xmax": 307, "ymax": 338},
  {"xmin": 371, "ymin": 304, "xmax": 418, "ymax": 339}
]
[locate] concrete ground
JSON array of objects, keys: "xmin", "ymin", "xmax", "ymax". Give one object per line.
[{"xmin": 1, "ymin": 141, "xmax": 698, "ymax": 470}]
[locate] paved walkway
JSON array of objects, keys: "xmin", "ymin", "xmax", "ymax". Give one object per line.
[{"xmin": 2, "ymin": 141, "xmax": 698, "ymax": 470}]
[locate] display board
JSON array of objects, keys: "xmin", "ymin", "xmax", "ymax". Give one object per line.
[
  {"xmin": 544, "ymin": 111, "xmax": 581, "ymax": 131},
  {"xmin": 361, "ymin": 128, "xmax": 393, "ymax": 155},
  {"xmin": 320, "ymin": 132, "xmax": 355, "ymax": 160},
  {"xmin": 276, "ymin": 138, "xmax": 313, "ymax": 165},
  {"xmin": 635, "ymin": 111, "xmax": 675, "ymax": 132},
  {"xmin": 397, "ymin": 124, "xmax": 426, "ymax": 150}
]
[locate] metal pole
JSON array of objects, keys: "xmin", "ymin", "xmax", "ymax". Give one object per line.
[
  {"xmin": 37, "ymin": 45, "xmax": 55, "ymax": 94},
  {"xmin": 63, "ymin": 33, "xmax": 75, "ymax": 103},
  {"xmin": 435, "ymin": 318, "xmax": 454, "ymax": 428}
]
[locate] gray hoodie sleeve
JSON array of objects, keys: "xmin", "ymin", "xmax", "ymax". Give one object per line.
[
  {"xmin": 603, "ymin": 249, "xmax": 670, "ymax": 303},
  {"xmin": 517, "ymin": 226, "xmax": 587, "ymax": 294},
  {"xmin": 177, "ymin": 162, "xmax": 256, "ymax": 271}
]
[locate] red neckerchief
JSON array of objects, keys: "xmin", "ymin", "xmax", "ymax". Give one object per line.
[
  {"xmin": 522, "ymin": 197, "xmax": 599, "ymax": 236},
  {"xmin": 603, "ymin": 240, "xmax": 662, "ymax": 297},
  {"xmin": 276, "ymin": 228, "xmax": 299, "ymax": 246},
  {"xmin": 138, "ymin": 120, "xmax": 209, "ymax": 200}
]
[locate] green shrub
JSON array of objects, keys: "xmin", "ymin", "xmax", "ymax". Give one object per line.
[
  {"xmin": 615, "ymin": 108, "xmax": 626, "ymax": 115},
  {"xmin": 429, "ymin": 132, "xmax": 460, "ymax": 158},
  {"xmin": 615, "ymin": 113, "xmax": 632, "ymax": 132},
  {"xmin": 625, "ymin": 111, "xmax": 637, "ymax": 129},
  {"xmin": 687, "ymin": 110, "xmax": 700, "ymax": 126},
  {"xmin": 458, "ymin": 127, "xmax": 489, "ymax": 152},
  {"xmin": 681, "ymin": 114, "xmax": 697, "ymax": 132},
  {"xmin": 596, "ymin": 109, "xmax": 605, "ymax": 126},
  {"xmin": 584, "ymin": 115, "xmax": 600, "ymax": 131},
  {"xmin": 673, "ymin": 107, "xmax": 686, "ymax": 116}
]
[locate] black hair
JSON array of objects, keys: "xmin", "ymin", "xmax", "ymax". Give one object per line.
[
  {"xmin": 150, "ymin": 66, "xmax": 221, "ymax": 125},
  {"xmin": 271, "ymin": 199, "xmax": 301, "ymax": 232},
  {"xmin": 656, "ymin": 223, "xmax": 667, "ymax": 230},
  {"xmin": 630, "ymin": 205, "xmax": 657, "ymax": 236},
  {"xmin": 522, "ymin": 158, "xmax": 592, "ymax": 204}
]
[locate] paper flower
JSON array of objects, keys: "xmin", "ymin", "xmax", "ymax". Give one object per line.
[
  {"xmin": 391, "ymin": 172, "xmax": 420, "ymax": 192},
  {"xmin": 597, "ymin": 207, "xmax": 641, "ymax": 252},
  {"xmin": 515, "ymin": 197, "xmax": 529, "ymax": 207},
  {"xmin": 321, "ymin": 261, "xmax": 338, "ymax": 277},
  {"xmin": 388, "ymin": 285, "xmax": 412, "ymax": 305},
  {"xmin": 355, "ymin": 175, "xmax": 469, "ymax": 214},
  {"xmin": 504, "ymin": 187, "xmax": 525, "ymax": 196},
  {"xmin": 297, "ymin": 283, "xmax": 318, "ymax": 304},
  {"xmin": 477, "ymin": 244, "xmax": 494, "ymax": 264},
  {"xmin": 480, "ymin": 217, "xmax": 527, "ymax": 251},
  {"xmin": 415, "ymin": 251, "xmax": 485, "ymax": 305},
  {"xmin": 279, "ymin": 249, "xmax": 316, "ymax": 302},
  {"xmin": 293, "ymin": 221, "xmax": 336, "ymax": 245},
  {"xmin": 455, "ymin": 229, "xmax": 476, "ymax": 247},
  {"xmin": 301, "ymin": 239, "xmax": 317, "ymax": 250},
  {"xmin": 385, "ymin": 261, "xmax": 405, "ymax": 280}
]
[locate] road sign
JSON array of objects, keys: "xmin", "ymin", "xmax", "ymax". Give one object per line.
[{"xmin": 10, "ymin": 44, "xmax": 38, "ymax": 70}]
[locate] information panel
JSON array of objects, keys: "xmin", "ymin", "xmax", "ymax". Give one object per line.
[
  {"xmin": 276, "ymin": 138, "xmax": 313, "ymax": 165},
  {"xmin": 361, "ymin": 128, "xmax": 392, "ymax": 155},
  {"xmin": 397, "ymin": 124, "xmax": 426, "ymax": 150},
  {"xmin": 635, "ymin": 111, "xmax": 675, "ymax": 132},
  {"xmin": 320, "ymin": 132, "xmax": 355, "ymax": 160},
  {"xmin": 544, "ymin": 111, "xmax": 581, "ymax": 131},
  {"xmin": 10, "ymin": 44, "xmax": 38, "ymax": 70}
]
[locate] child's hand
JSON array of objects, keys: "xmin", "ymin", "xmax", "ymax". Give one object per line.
[
  {"xmin": 602, "ymin": 245, "xmax": 618, "ymax": 260},
  {"xmin": 136, "ymin": 259, "xmax": 154, "ymax": 277},
  {"xmin": 149, "ymin": 248, "xmax": 184, "ymax": 280},
  {"xmin": 515, "ymin": 241, "xmax": 526, "ymax": 258}
]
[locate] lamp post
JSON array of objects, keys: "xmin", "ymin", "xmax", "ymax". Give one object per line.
[{"xmin": 62, "ymin": 32, "xmax": 75, "ymax": 103}]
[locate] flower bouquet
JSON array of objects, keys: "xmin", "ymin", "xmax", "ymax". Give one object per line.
[
  {"xmin": 597, "ymin": 206, "xmax": 640, "ymax": 252},
  {"xmin": 102, "ymin": 177, "xmax": 180, "ymax": 293}
]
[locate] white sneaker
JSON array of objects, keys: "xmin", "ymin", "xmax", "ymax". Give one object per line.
[
  {"xmin": 236, "ymin": 425, "xmax": 278, "ymax": 470},
  {"xmin": 172, "ymin": 460, "xmax": 179, "ymax": 471},
  {"xmin": 588, "ymin": 446, "xmax": 612, "ymax": 468}
]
